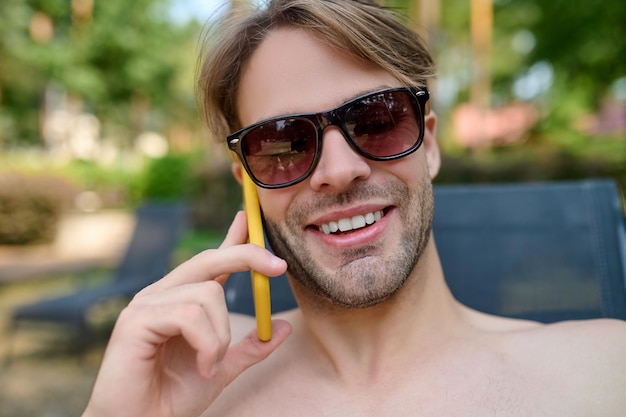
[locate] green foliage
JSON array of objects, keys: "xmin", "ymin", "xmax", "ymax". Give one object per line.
[
  {"xmin": 436, "ymin": 140, "xmax": 626, "ymax": 196},
  {"xmin": 140, "ymin": 153, "xmax": 194, "ymax": 202},
  {"xmin": 173, "ymin": 229, "xmax": 225, "ymax": 265},
  {"xmin": 1, "ymin": 0, "xmax": 624, "ymax": 217},
  {"xmin": 492, "ymin": 0, "xmax": 626, "ymax": 109},
  {"xmin": 61, "ymin": 160, "xmax": 143, "ymax": 208},
  {"xmin": 0, "ymin": 172, "xmax": 75, "ymax": 244},
  {"xmin": 0, "ymin": 0, "xmax": 201, "ymax": 147},
  {"xmin": 189, "ymin": 165, "xmax": 242, "ymax": 233}
]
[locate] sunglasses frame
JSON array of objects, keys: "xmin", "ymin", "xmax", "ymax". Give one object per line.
[{"xmin": 227, "ymin": 86, "xmax": 430, "ymax": 189}]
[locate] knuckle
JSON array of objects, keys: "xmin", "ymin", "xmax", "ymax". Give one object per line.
[
  {"xmin": 180, "ymin": 303, "xmax": 207, "ymax": 322},
  {"xmin": 131, "ymin": 287, "xmax": 150, "ymax": 301},
  {"xmin": 117, "ymin": 303, "xmax": 142, "ymax": 321},
  {"xmin": 112, "ymin": 304, "xmax": 148, "ymax": 334},
  {"xmin": 203, "ymin": 280, "xmax": 225, "ymax": 298},
  {"xmin": 190, "ymin": 248, "xmax": 218, "ymax": 263},
  {"xmin": 131, "ymin": 281, "xmax": 161, "ymax": 300}
]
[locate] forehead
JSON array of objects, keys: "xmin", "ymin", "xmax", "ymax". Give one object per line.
[{"xmin": 236, "ymin": 28, "xmax": 399, "ymax": 127}]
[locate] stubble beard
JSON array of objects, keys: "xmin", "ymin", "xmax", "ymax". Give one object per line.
[{"xmin": 264, "ymin": 178, "xmax": 434, "ymax": 309}]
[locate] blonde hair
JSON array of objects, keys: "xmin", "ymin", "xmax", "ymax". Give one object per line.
[{"xmin": 197, "ymin": 0, "xmax": 435, "ymax": 141}]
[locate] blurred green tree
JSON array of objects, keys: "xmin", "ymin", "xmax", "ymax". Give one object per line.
[
  {"xmin": 494, "ymin": 0, "xmax": 625, "ymax": 119},
  {"xmin": 2, "ymin": 0, "xmax": 623, "ymax": 156},
  {"xmin": 0, "ymin": 0, "xmax": 201, "ymax": 149}
]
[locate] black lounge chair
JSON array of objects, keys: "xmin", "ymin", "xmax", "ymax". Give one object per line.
[
  {"xmin": 10, "ymin": 202, "xmax": 188, "ymax": 352},
  {"xmin": 223, "ymin": 179, "xmax": 626, "ymax": 322}
]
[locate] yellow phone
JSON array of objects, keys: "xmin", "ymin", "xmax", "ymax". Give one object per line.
[{"xmin": 242, "ymin": 170, "xmax": 273, "ymax": 341}]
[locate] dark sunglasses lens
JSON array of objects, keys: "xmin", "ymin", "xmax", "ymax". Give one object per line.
[
  {"xmin": 241, "ymin": 118, "xmax": 317, "ymax": 186},
  {"xmin": 345, "ymin": 91, "xmax": 421, "ymax": 158}
]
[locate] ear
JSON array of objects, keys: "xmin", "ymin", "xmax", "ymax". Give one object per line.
[
  {"xmin": 422, "ymin": 110, "xmax": 440, "ymax": 180},
  {"xmin": 231, "ymin": 161, "xmax": 244, "ymax": 185}
]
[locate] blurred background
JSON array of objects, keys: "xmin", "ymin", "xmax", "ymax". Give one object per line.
[{"xmin": 0, "ymin": 0, "xmax": 624, "ymax": 415}]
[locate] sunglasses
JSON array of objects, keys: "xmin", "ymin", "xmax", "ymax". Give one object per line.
[{"xmin": 227, "ymin": 86, "xmax": 430, "ymax": 189}]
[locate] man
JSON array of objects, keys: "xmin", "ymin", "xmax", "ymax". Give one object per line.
[{"xmin": 83, "ymin": 1, "xmax": 626, "ymax": 416}]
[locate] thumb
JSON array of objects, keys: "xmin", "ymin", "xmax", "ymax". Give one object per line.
[{"xmin": 218, "ymin": 319, "xmax": 292, "ymax": 384}]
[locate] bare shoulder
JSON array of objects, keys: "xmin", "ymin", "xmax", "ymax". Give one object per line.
[
  {"xmin": 469, "ymin": 309, "xmax": 626, "ymax": 378},
  {"xmin": 504, "ymin": 318, "xmax": 626, "ymax": 363},
  {"xmin": 547, "ymin": 318, "xmax": 626, "ymax": 371},
  {"xmin": 502, "ymin": 318, "xmax": 626, "ymax": 411},
  {"xmin": 515, "ymin": 318, "xmax": 626, "ymax": 355}
]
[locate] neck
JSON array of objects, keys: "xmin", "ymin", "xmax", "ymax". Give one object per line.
[{"xmin": 288, "ymin": 237, "xmax": 468, "ymax": 385}]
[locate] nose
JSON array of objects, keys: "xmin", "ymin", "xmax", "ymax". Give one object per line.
[{"xmin": 308, "ymin": 127, "xmax": 371, "ymax": 192}]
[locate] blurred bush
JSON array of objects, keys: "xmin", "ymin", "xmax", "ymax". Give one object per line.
[
  {"xmin": 189, "ymin": 164, "xmax": 241, "ymax": 233},
  {"xmin": 138, "ymin": 153, "xmax": 243, "ymax": 233},
  {"xmin": 62, "ymin": 160, "xmax": 143, "ymax": 209},
  {"xmin": 437, "ymin": 146, "xmax": 626, "ymax": 195},
  {"xmin": 139, "ymin": 153, "xmax": 193, "ymax": 202},
  {"xmin": 0, "ymin": 172, "xmax": 76, "ymax": 245}
]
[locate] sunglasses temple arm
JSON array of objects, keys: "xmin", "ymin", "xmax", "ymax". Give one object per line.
[{"xmin": 242, "ymin": 170, "xmax": 273, "ymax": 341}]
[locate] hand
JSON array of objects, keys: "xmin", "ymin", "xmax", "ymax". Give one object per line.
[{"xmin": 83, "ymin": 211, "xmax": 291, "ymax": 417}]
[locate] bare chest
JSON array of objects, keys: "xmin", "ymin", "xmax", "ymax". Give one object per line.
[{"xmin": 207, "ymin": 360, "xmax": 577, "ymax": 417}]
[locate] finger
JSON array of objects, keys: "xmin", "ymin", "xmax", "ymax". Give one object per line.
[
  {"xmin": 132, "ymin": 281, "xmax": 232, "ymax": 352},
  {"xmin": 143, "ymin": 244, "xmax": 286, "ymax": 293},
  {"xmin": 111, "ymin": 303, "xmax": 231, "ymax": 369},
  {"xmin": 213, "ymin": 210, "xmax": 248, "ymax": 283},
  {"xmin": 203, "ymin": 319, "xmax": 292, "ymax": 380},
  {"xmin": 88, "ymin": 303, "xmax": 230, "ymax": 417},
  {"xmin": 219, "ymin": 211, "xmax": 248, "ymax": 249}
]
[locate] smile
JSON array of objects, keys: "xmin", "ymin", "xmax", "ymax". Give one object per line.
[{"xmin": 319, "ymin": 210, "xmax": 384, "ymax": 235}]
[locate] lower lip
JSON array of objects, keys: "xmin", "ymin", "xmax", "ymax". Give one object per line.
[{"xmin": 311, "ymin": 208, "xmax": 393, "ymax": 249}]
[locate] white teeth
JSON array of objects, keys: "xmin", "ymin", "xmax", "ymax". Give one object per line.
[
  {"xmin": 338, "ymin": 218, "xmax": 352, "ymax": 232},
  {"xmin": 351, "ymin": 215, "xmax": 366, "ymax": 229},
  {"xmin": 319, "ymin": 210, "xmax": 384, "ymax": 235}
]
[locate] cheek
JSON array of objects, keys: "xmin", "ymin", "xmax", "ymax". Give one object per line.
[
  {"xmin": 415, "ymin": 151, "xmax": 431, "ymax": 176},
  {"xmin": 257, "ymin": 189, "xmax": 293, "ymax": 222},
  {"xmin": 383, "ymin": 151, "xmax": 429, "ymax": 185}
]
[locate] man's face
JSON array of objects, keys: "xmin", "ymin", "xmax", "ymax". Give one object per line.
[{"xmin": 236, "ymin": 28, "xmax": 440, "ymax": 309}]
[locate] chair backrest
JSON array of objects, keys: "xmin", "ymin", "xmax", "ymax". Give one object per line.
[
  {"xmin": 115, "ymin": 202, "xmax": 188, "ymax": 285},
  {"xmin": 223, "ymin": 180, "xmax": 626, "ymax": 322},
  {"xmin": 435, "ymin": 179, "xmax": 626, "ymax": 322}
]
